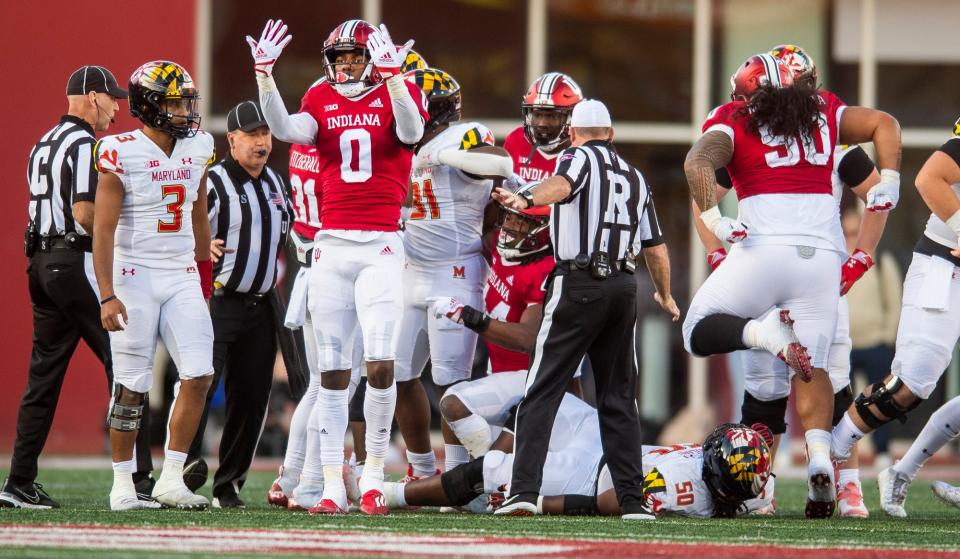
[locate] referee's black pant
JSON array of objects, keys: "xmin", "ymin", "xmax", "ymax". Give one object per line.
[
  {"xmin": 12, "ymin": 247, "xmax": 152, "ymax": 484},
  {"xmin": 188, "ymin": 289, "xmax": 277, "ymax": 498},
  {"xmin": 510, "ymin": 267, "xmax": 645, "ymax": 511}
]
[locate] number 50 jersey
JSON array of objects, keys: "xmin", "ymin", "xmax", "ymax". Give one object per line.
[{"xmin": 95, "ymin": 129, "xmax": 215, "ymax": 268}]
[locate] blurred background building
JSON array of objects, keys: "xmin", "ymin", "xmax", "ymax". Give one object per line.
[{"xmin": 3, "ymin": 0, "xmax": 959, "ymax": 458}]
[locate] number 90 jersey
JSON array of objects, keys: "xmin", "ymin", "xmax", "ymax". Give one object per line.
[
  {"xmin": 95, "ymin": 129, "xmax": 215, "ymax": 269},
  {"xmin": 300, "ymin": 80, "xmax": 430, "ymax": 232},
  {"xmin": 404, "ymin": 122, "xmax": 497, "ymax": 263},
  {"xmin": 702, "ymin": 91, "xmax": 847, "ymax": 253}
]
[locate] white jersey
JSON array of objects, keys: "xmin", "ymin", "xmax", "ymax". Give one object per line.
[
  {"xmin": 922, "ymin": 136, "xmax": 960, "ymax": 249},
  {"xmin": 96, "ymin": 129, "xmax": 215, "ymax": 268},
  {"xmin": 831, "ymin": 145, "xmax": 856, "ymax": 203},
  {"xmin": 404, "ymin": 122, "xmax": 496, "ymax": 264}
]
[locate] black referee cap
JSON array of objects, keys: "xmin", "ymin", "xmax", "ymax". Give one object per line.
[
  {"xmin": 66, "ymin": 66, "xmax": 127, "ymax": 98},
  {"xmin": 227, "ymin": 100, "xmax": 269, "ymax": 132}
]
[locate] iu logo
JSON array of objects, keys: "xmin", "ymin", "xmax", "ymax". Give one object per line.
[
  {"xmin": 121, "ymin": 267, "xmax": 136, "ymax": 276},
  {"xmin": 313, "ymin": 249, "xmax": 321, "ymax": 262},
  {"xmin": 452, "ymin": 266, "xmax": 465, "ymax": 279},
  {"xmin": 181, "ymin": 157, "xmax": 192, "ymax": 165}
]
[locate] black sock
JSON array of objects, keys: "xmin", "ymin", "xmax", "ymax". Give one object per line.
[{"xmin": 690, "ymin": 314, "xmax": 750, "ymax": 356}]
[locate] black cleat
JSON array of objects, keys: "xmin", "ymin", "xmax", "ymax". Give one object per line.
[
  {"xmin": 0, "ymin": 478, "xmax": 60, "ymax": 509},
  {"xmin": 493, "ymin": 493, "xmax": 538, "ymax": 516},
  {"xmin": 133, "ymin": 473, "xmax": 157, "ymax": 504},
  {"xmin": 213, "ymin": 492, "xmax": 246, "ymax": 509},
  {"xmin": 182, "ymin": 459, "xmax": 209, "ymax": 492}
]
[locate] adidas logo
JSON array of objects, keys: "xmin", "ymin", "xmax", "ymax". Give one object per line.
[
  {"xmin": 368, "ymin": 98, "xmax": 384, "ymax": 108},
  {"xmin": 378, "ymin": 428, "xmax": 388, "ymax": 434},
  {"xmin": 380, "ymin": 246, "xmax": 394, "ymax": 256},
  {"xmin": 320, "ymin": 428, "xmax": 328, "ymax": 435}
]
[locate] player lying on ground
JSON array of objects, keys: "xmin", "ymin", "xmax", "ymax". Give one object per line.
[{"xmin": 382, "ymin": 395, "xmax": 772, "ymax": 518}]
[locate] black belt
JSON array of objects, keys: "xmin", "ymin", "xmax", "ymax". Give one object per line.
[
  {"xmin": 38, "ymin": 234, "xmax": 92, "ymax": 253},
  {"xmin": 556, "ymin": 258, "xmax": 628, "ymax": 272},
  {"xmin": 915, "ymin": 234, "xmax": 960, "ymax": 268},
  {"xmin": 213, "ymin": 287, "xmax": 268, "ymax": 306}
]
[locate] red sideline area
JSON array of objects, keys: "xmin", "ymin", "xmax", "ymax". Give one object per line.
[{"xmin": 0, "ymin": 524, "xmax": 957, "ymax": 558}]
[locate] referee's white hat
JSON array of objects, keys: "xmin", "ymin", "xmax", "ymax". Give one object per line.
[{"xmin": 570, "ymin": 99, "xmax": 612, "ymax": 128}]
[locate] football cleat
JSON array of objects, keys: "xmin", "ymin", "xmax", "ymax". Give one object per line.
[
  {"xmin": 750, "ymin": 310, "xmax": 813, "ymax": 381},
  {"xmin": 151, "ymin": 477, "xmax": 209, "ymax": 510},
  {"xmin": 751, "ymin": 497, "xmax": 778, "ymax": 516},
  {"xmin": 268, "ymin": 469, "xmax": 289, "ymax": 508},
  {"xmin": 931, "ymin": 481, "xmax": 960, "ymax": 509},
  {"xmin": 360, "ymin": 489, "xmax": 389, "ymax": 516},
  {"xmin": 212, "ymin": 493, "xmax": 245, "ymax": 509},
  {"xmin": 286, "ymin": 498, "xmax": 308, "ymax": 512},
  {"xmin": 110, "ymin": 492, "xmax": 162, "ymax": 511},
  {"xmin": 309, "ymin": 498, "xmax": 348, "ymax": 515},
  {"xmin": 0, "ymin": 479, "xmax": 59, "ymax": 509},
  {"xmin": 878, "ymin": 466, "xmax": 911, "ymax": 518},
  {"xmin": 493, "ymin": 494, "xmax": 538, "ymax": 516},
  {"xmin": 804, "ymin": 459, "xmax": 836, "ymax": 519},
  {"xmin": 837, "ymin": 482, "xmax": 869, "ymax": 518}
]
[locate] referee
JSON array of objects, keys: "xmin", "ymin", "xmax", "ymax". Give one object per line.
[
  {"xmin": 184, "ymin": 101, "xmax": 293, "ymax": 508},
  {"xmin": 491, "ymin": 99, "xmax": 679, "ymax": 519},
  {"xmin": 1, "ymin": 66, "xmax": 156, "ymax": 509}
]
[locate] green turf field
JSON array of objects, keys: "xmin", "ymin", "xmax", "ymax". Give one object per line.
[{"xmin": 1, "ymin": 469, "xmax": 959, "ymax": 558}]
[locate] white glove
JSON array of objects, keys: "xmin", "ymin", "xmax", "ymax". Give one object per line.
[
  {"xmin": 503, "ymin": 174, "xmax": 524, "ymax": 192},
  {"xmin": 429, "ymin": 296, "xmax": 464, "ymax": 324},
  {"xmin": 700, "ymin": 206, "xmax": 749, "ymax": 244},
  {"xmin": 865, "ymin": 169, "xmax": 900, "ymax": 212},
  {"xmin": 246, "ymin": 19, "xmax": 293, "ymax": 77},
  {"xmin": 366, "ymin": 24, "xmax": 414, "ymax": 80}
]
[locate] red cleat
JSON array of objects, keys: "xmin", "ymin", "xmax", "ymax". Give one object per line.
[
  {"xmin": 267, "ymin": 480, "xmax": 289, "ymax": 508},
  {"xmin": 308, "ymin": 499, "xmax": 347, "ymax": 515},
  {"xmin": 286, "ymin": 498, "xmax": 308, "ymax": 512},
  {"xmin": 774, "ymin": 311, "xmax": 813, "ymax": 381},
  {"xmin": 360, "ymin": 489, "xmax": 389, "ymax": 516}
]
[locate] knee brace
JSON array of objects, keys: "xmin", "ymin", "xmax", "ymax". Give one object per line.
[
  {"xmin": 740, "ymin": 392, "xmax": 788, "ymax": 435},
  {"xmin": 832, "ymin": 386, "xmax": 854, "ymax": 428},
  {"xmin": 440, "ymin": 457, "xmax": 485, "ymax": 506},
  {"xmin": 108, "ymin": 384, "xmax": 145, "ymax": 432},
  {"xmin": 854, "ymin": 376, "xmax": 922, "ymax": 429}
]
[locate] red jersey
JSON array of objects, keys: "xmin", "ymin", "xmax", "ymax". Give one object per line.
[
  {"xmin": 300, "ymin": 80, "xmax": 429, "ymax": 231},
  {"xmin": 503, "ymin": 126, "xmax": 561, "ymax": 184},
  {"xmin": 483, "ymin": 233, "xmax": 555, "ymax": 373},
  {"xmin": 288, "ymin": 144, "xmax": 321, "ymax": 238}
]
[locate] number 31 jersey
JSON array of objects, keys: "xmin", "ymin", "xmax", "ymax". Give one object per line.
[
  {"xmin": 404, "ymin": 122, "xmax": 497, "ymax": 264},
  {"xmin": 300, "ymin": 80, "xmax": 429, "ymax": 232},
  {"xmin": 95, "ymin": 129, "xmax": 215, "ymax": 269},
  {"xmin": 702, "ymin": 91, "xmax": 846, "ymax": 253}
]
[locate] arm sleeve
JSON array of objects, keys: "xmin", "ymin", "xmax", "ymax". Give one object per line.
[
  {"xmin": 257, "ymin": 75, "xmax": 319, "ymax": 145},
  {"xmin": 389, "ymin": 76, "xmax": 428, "ymax": 145},
  {"xmin": 836, "ymin": 146, "xmax": 876, "ymax": 187},
  {"xmin": 437, "ymin": 149, "xmax": 513, "ymax": 179},
  {"xmin": 554, "ymin": 148, "xmax": 589, "ymax": 203},
  {"xmin": 938, "ymin": 137, "xmax": 960, "ymax": 167},
  {"xmin": 71, "ymin": 139, "xmax": 97, "ymax": 202},
  {"xmin": 715, "ymin": 167, "xmax": 733, "ymax": 189}
]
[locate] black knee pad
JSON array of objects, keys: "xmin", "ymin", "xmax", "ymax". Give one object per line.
[
  {"xmin": 740, "ymin": 392, "xmax": 787, "ymax": 435},
  {"xmin": 832, "ymin": 386, "xmax": 854, "ymax": 427},
  {"xmin": 109, "ymin": 384, "xmax": 145, "ymax": 432},
  {"xmin": 690, "ymin": 314, "xmax": 750, "ymax": 356},
  {"xmin": 440, "ymin": 457, "xmax": 485, "ymax": 506},
  {"xmin": 562, "ymin": 494, "xmax": 599, "ymax": 516},
  {"xmin": 349, "ymin": 378, "xmax": 366, "ymax": 423}
]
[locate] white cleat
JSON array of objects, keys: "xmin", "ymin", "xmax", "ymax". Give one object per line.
[
  {"xmin": 151, "ymin": 478, "xmax": 209, "ymax": 510},
  {"xmin": 110, "ymin": 492, "xmax": 161, "ymax": 511},
  {"xmin": 804, "ymin": 458, "xmax": 836, "ymax": 519},
  {"xmin": 931, "ymin": 481, "xmax": 960, "ymax": 509},
  {"xmin": 749, "ymin": 310, "xmax": 813, "ymax": 381},
  {"xmin": 878, "ymin": 466, "xmax": 911, "ymax": 518}
]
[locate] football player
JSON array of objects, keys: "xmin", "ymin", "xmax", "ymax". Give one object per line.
[
  {"xmin": 503, "ymin": 72, "xmax": 583, "ymax": 184},
  {"xmin": 682, "ymin": 52, "xmax": 901, "ymax": 518},
  {"xmin": 248, "ymin": 18, "xmax": 428, "ymax": 515},
  {"xmin": 382, "ymin": 412, "xmax": 772, "ymax": 519},
  {"xmin": 696, "ymin": 45, "xmax": 889, "ymax": 518},
  {"xmin": 430, "ymin": 186, "xmax": 555, "ymax": 460},
  {"xmin": 93, "ymin": 61, "xmax": 216, "ymax": 511},
  {"xmin": 869, "ymin": 117, "xmax": 960, "ymax": 516},
  {"xmin": 392, "ymin": 67, "xmax": 513, "ymax": 480}
]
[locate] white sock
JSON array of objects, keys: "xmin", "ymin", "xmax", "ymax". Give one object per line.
[
  {"xmin": 363, "ymin": 382, "xmax": 397, "ymax": 478},
  {"xmin": 160, "ymin": 449, "xmax": 187, "ymax": 481},
  {"xmin": 444, "ymin": 444, "xmax": 470, "ymax": 471},
  {"xmin": 805, "ymin": 428, "xmax": 832, "ymax": 464},
  {"xmin": 298, "ymin": 406, "xmax": 324, "ymax": 491},
  {"xmin": 282, "ymin": 377, "xmax": 320, "ymax": 486},
  {"xmin": 384, "ymin": 481, "xmax": 407, "ymax": 508},
  {"xmin": 317, "ymin": 387, "xmax": 349, "ymax": 469},
  {"xmin": 407, "ymin": 450, "xmax": 437, "ymax": 478},
  {"xmin": 742, "ymin": 319, "xmax": 762, "ymax": 348},
  {"xmin": 449, "ymin": 414, "xmax": 493, "ymax": 457},
  {"xmin": 111, "ymin": 459, "xmax": 136, "ymax": 495},
  {"xmin": 838, "ymin": 468, "xmax": 860, "ymax": 488},
  {"xmin": 896, "ymin": 395, "xmax": 960, "ymax": 479},
  {"xmin": 831, "ymin": 413, "xmax": 866, "ymax": 459}
]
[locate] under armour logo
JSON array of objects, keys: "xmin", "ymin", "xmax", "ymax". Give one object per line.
[
  {"xmin": 368, "ymin": 98, "xmax": 384, "ymax": 108},
  {"xmin": 380, "ymin": 246, "xmax": 394, "ymax": 256},
  {"xmin": 121, "ymin": 268, "xmax": 136, "ymax": 276},
  {"xmin": 186, "ymin": 266, "xmax": 196, "ymax": 273},
  {"xmin": 181, "ymin": 157, "xmax": 192, "ymax": 165}
]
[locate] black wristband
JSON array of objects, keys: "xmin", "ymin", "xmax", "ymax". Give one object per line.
[
  {"xmin": 460, "ymin": 305, "xmax": 490, "ymax": 333},
  {"xmin": 520, "ymin": 190, "xmax": 534, "ymax": 209},
  {"xmin": 100, "ymin": 295, "xmax": 117, "ymax": 305}
]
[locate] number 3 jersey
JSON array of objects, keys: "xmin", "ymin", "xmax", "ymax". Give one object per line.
[
  {"xmin": 299, "ymin": 80, "xmax": 429, "ymax": 232},
  {"xmin": 404, "ymin": 122, "xmax": 498, "ymax": 264},
  {"xmin": 702, "ymin": 91, "xmax": 847, "ymax": 253},
  {"xmin": 95, "ymin": 129, "xmax": 215, "ymax": 269}
]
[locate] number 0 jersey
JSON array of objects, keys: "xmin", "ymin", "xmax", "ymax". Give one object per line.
[
  {"xmin": 702, "ymin": 91, "xmax": 847, "ymax": 253},
  {"xmin": 95, "ymin": 129, "xmax": 215, "ymax": 268},
  {"xmin": 299, "ymin": 80, "xmax": 429, "ymax": 232},
  {"xmin": 404, "ymin": 122, "xmax": 497, "ymax": 264}
]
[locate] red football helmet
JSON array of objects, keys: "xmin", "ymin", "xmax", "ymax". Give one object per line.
[
  {"xmin": 497, "ymin": 182, "xmax": 552, "ymax": 261},
  {"xmin": 729, "ymin": 53, "xmax": 794, "ymax": 102},
  {"xmin": 521, "ymin": 72, "xmax": 583, "ymax": 151},
  {"xmin": 322, "ymin": 19, "xmax": 377, "ymax": 97},
  {"xmin": 769, "ymin": 44, "xmax": 817, "ymax": 85}
]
